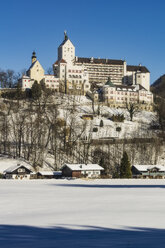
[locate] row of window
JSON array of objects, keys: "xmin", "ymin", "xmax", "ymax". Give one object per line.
[
  {"xmin": 46, "ymin": 85, "xmax": 58, "ymax": 88},
  {"xmin": 68, "ymin": 69, "xmax": 82, "ymax": 73},
  {"xmin": 46, "ymin": 80, "xmax": 59, "ymax": 83},
  {"xmin": 68, "ymin": 75, "xmax": 82, "ymax": 78}
]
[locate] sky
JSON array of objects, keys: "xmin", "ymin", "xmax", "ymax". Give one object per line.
[{"xmin": 0, "ymin": 0, "xmax": 165, "ymax": 84}]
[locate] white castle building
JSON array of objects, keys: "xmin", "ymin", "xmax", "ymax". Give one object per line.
[
  {"xmin": 20, "ymin": 31, "xmax": 152, "ymax": 106},
  {"xmin": 54, "ymin": 32, "xmax": 150, "ymax": 92}
]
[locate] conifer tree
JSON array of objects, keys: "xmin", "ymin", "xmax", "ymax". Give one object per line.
[
  {"xmin": 120, "ymin": 151, "xmax": 132, "ymax": 178},
  {"xmin": 31, "ymin": 81, "xmax": 42, "ymax": 100},
  {"xmin": 100, "ymin": 119, "xmax": 104, "ymax": 127}
]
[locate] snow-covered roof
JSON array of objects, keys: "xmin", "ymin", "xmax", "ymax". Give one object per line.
[
  {"xmin": 37, "ymin": 171, "xmax": 62, "ymax": 176},
  {"xmin": 62, "ymin": 163, "xmax": 104, "ymax": 171},
  {"xmin": 4, "ymin": 164, "xmax": 32, "ymax": 173},
  {"xmin": 133, "ymin": 165, "xmax": 165, "ymax": 172},
  {"xmin": 0, "ymin": 157, "xmax": 34, "ymax": 174}
]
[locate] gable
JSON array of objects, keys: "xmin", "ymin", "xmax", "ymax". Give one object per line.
[
  {"xmin": 11, "ymin": 166, "xmax": 32, "ymax": 174},
  {"xmin": 30, "ymin": 60, "xmax": 44, "ymax": 72},
  {"xmin": 59, "ymin": 38, "xmax": 74, "ymax": 48}
]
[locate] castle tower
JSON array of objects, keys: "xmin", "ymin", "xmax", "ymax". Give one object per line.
[
  {"xmin": 58, "ymin": 31, "xmax": 75, "ymax": 65},
  {"xmin": 31, "ymin": 51, "xmax": 37, "ymax": 64}
]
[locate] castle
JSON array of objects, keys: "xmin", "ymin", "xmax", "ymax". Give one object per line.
[{"xmin": 20, "ymin": 32, "xmax": 153, "ymax": 107}]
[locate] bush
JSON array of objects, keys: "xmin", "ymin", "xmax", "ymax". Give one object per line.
[
  {"xmin": 116, "ymin": 126, "xmax": 121, "ymax": 132},
  {"xmin": 111, "ymin": 114, "xmax": 125, "ymax": 122},
  {"xmin": 93, "ymin": 127, "xmax": 98, "ymax": 132},
  {"xmin": 0, "ymin": 173, "xmax": 3, "ymax": 179}
]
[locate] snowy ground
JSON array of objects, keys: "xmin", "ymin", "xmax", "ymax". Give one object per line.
[{"xmin": 1, "ymin": 179, "xmax": 165, "ymax": 247}]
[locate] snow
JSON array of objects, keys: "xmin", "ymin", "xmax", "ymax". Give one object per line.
[
  {"xmin": 133, "ymin": 164, "xmax": 165, "ymax": 172},
  {"xmin": 1, "ymin": 179, "xmax": 165, "ymax": 247},
  {"xmin": 38, "ymin": 171, "xmax": 62, "ymax": 176},
  {"xmin": 0, "ymin": 156, "xmax": 33, "ymax": 174},
  {"xmin": 4, "ymin": 164, "xmax": 32, "ymax": 173},
  {"xmin": 62, "ymin": 163, "xmax": 104, "ymax": 171}
]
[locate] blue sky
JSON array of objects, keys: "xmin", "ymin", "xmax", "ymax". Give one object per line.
[{"xmin": 0, "ymin": 0, "xmax": 165, "ymax": 84}]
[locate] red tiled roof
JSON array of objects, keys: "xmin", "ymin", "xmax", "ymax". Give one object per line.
[
  {"xmin": 59, "ymin": 59, "xmax": 67, "ymax": 63},
  {"xmin": 53, "ymin": 60, "xmax": 58, "ymax": 65}
]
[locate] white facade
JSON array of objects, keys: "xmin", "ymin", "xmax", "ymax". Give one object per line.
[
  {"xmin": 58, "ymin": 33, "xmax": 75, "ymax": 66},
  {"xmin": 54, "ymin": 33, "xmax": 90, "ymax": 94},
  {"xmin": 43, "ymin": 75, "xmax": 59, "ymax": 91},
  {"xmin": 126, "ymin": 65, "xmax": 150, "ymax": 91},
  {"xmin": 102, "ymin": 81, "xmax": 153, "ymax": 106},
  {"xmin": 20, "ymin": 75, "xmax": 34, "ymax": 90}
]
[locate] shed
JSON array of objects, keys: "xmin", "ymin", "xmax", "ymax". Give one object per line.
[
  {"xmin": 37, "ymin": 171, "xmax": 62, "ymax": 179},
  {"xmin": 61, "ymin": 163, "xmax": 104, "ymax": 178}
]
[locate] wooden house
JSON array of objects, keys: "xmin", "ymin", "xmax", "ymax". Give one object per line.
[
  {"xmin": 61, "ymin": 163, "xmax": 104, "ymax": 178},
  {"xmin": 4, "ymin": 164, "xmax": 33, "ymax": 179},
  {"xmin": 132, "ymin": 165, "xmax": 165, "ymax": 178}
]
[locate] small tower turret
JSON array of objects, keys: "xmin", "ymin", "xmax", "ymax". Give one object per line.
[
  {"xmin": 64, "ymin": 30, "xmax": 68, "ymax": 41},
  {"xmin": 31, "ymin": 51, "xmax": 37, "ymax": 64}
]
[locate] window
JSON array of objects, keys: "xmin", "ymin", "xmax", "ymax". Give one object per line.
[{"xmin": 18, "ymin": 168, "xmax": 25, "ymax": 173}]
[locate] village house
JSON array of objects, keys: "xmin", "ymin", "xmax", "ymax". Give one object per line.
[
  {"xmin": 132, "ymin": 165, "xmax": 165, "ymax": 179},
  {"xmin": 4, "ymin": 164, "xmax": 33, "ymax": 179},
  {"xmin": 61, "ymin": 163, "xmax": 104, "ymax": 178}
]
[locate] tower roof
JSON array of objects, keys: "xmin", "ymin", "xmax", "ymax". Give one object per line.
[
  {"xmin": 32, "ymin": 51, "xmax": 36, "ymax": 59},
  {"xmin": 59, "ymin": 31, "xmax": 74, "ymax": 47},
  {"xmin": 105, "ymin": 77, "xmax": 114, "ymax": 87}
]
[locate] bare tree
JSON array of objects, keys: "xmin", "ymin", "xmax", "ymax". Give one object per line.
[{"xmin": 126, "ymin": 102, "xmax": 139, "ymax": 121}]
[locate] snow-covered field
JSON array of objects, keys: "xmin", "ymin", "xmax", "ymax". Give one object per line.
[{"xmin": 1, "ymin": 179, "xmax": 165, "ymax": 247}]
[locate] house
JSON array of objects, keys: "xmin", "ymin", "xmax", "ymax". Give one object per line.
[
  {"xmin": 132, "ymin": 165, "xmax": 165, "ymax": 178},
  {"xmin": 61, "ymin": 163, "xmax": 104, "ymax": 178},
  {"xmin": 81, "ymin": 114, "xmax": 93, "ymax": 120},
  {"xmin": 4, "ymin": 164, "xmax": 33, "ymax": 179},
  {"xmin": 36, "ymin": 171, "xmax": 62, "ymax": 179}
]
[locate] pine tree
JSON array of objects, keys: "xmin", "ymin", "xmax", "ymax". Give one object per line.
[
  {"xmin": 120, "ymin": 151, "xmax": 132, "ymax": 178},
  {"xmin": 31, "ymin": 81, "xmax": 42, "ymax": 100},
  {"xmin": 100, "ymin": 119, "xmax": 104, "ymax": 127}
]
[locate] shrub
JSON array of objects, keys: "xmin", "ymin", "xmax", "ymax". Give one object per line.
[
  {"xmin": 93, "ymin": 127, "xmax": 98, "ymax": 132},
  {"xmin": 111, "ymin": 114, "xmax": 125, "ymax": 122},
  {"xmin": 116, "ymin": 126, "xmax": 121, "ymax": 132}
]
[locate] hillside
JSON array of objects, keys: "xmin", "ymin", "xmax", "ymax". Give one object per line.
[
  {"xmin": 0, "ymin": 90, "xmax": 164, "ymax": 176},
  {"xmin": 151, "ymin": 74, "xmax": 165, "ymax": 98}
]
